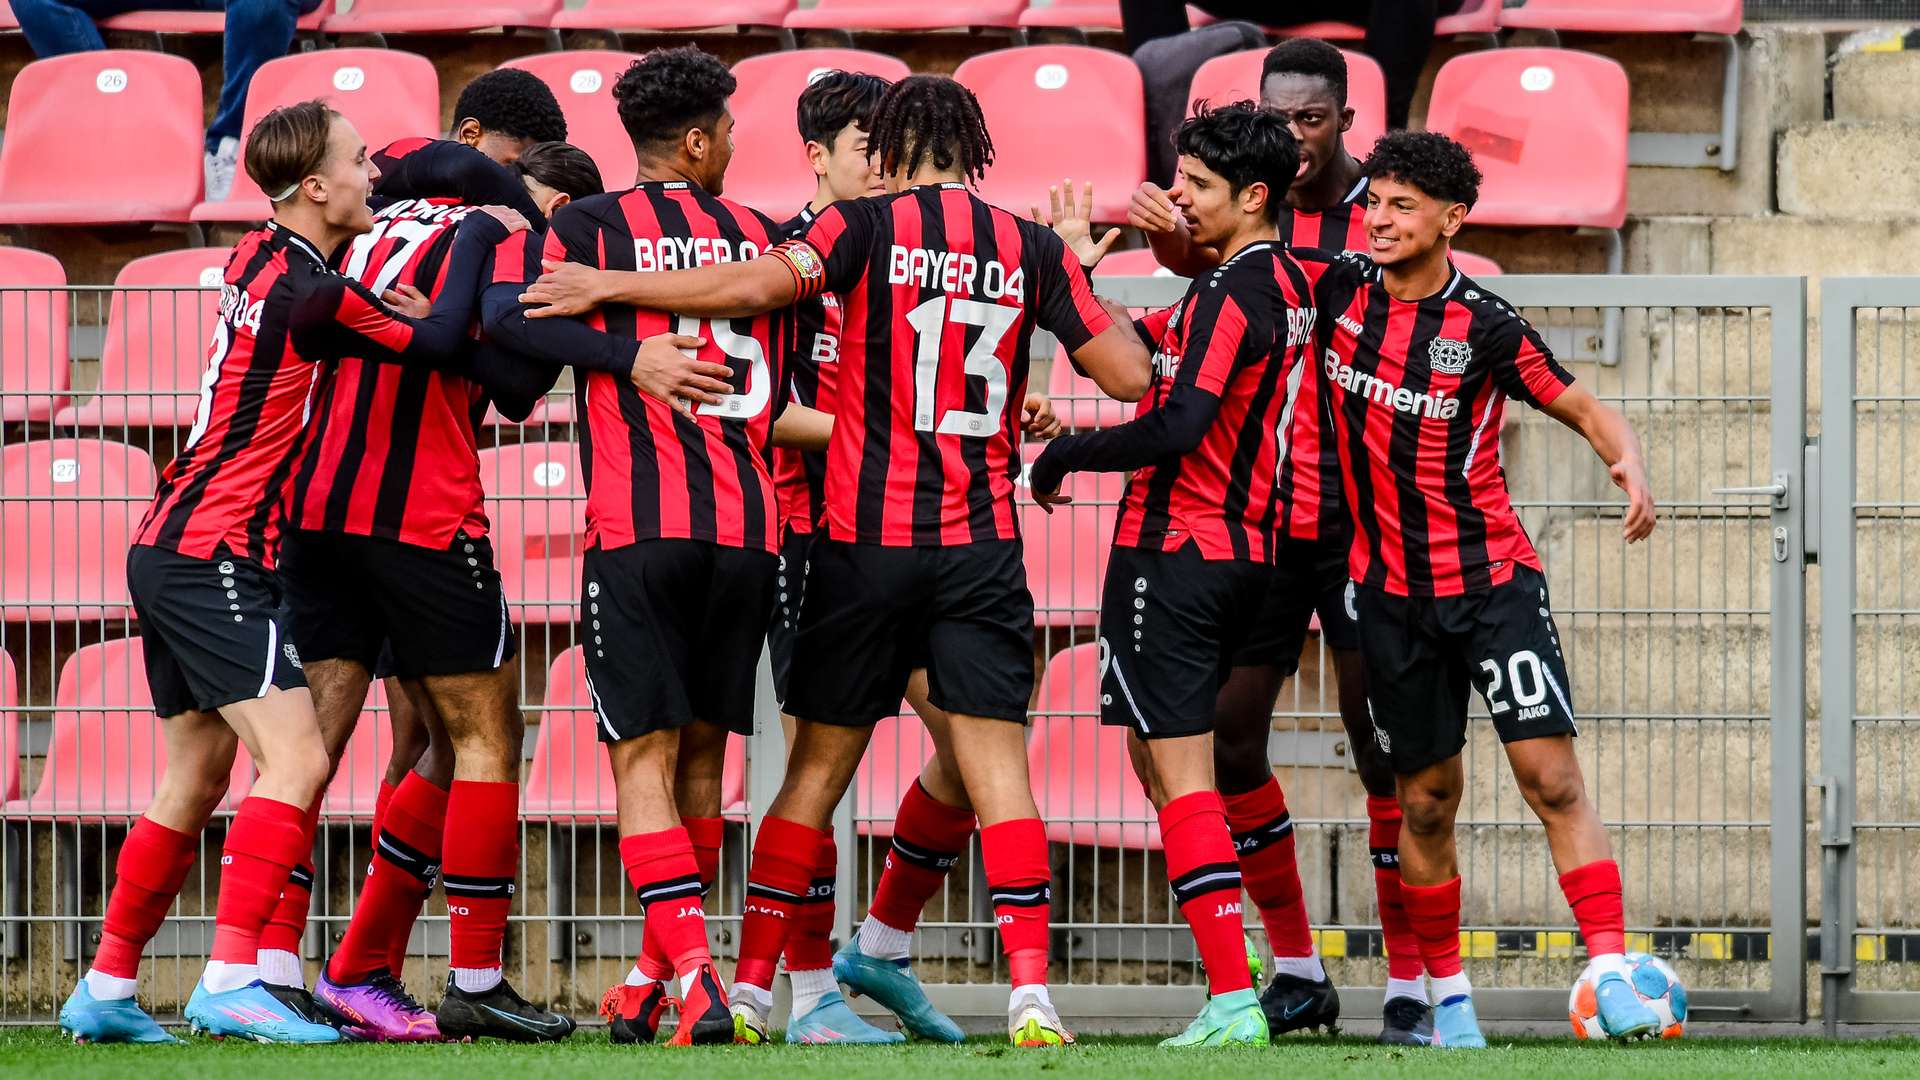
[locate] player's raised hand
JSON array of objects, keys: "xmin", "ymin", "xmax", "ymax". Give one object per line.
[
  {"xmin": 380, "ymin": 283, "xmax": 431, "ymax": 319},
  {"xmin": 1022, "ymin": 392, "xmax": 1063, "ymax": 440},
  {"xmin": 521, "ymin": 258, "xmax": 609, "ymax": 318},
  {"xmin": 1035, "ymin": 179, "xmax": 1120, "ymax": 269},
  {"xmin": 1612, "ymin": 456, "xmax": 1656, "ymax": 542},
  {"xmin": 474, "ymin": 205, "xmax": 530, "ymax": 234},
  {"xmin": 630, "ymin": 332, "xmax": 732, "ymax": 415},
  {"xmin": 1127, "ymin": 181, "xmax": 1181, "ymax": 235}
]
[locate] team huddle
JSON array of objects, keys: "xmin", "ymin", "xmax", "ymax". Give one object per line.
[{"xmin": 59, "ymin": 38, "xmax": 1662, "ymax": 1051}]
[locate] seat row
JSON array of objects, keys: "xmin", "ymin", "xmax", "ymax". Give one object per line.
[{"xmin": 0, "ymin": 42, "xmax": 1628, "ymax": 230}]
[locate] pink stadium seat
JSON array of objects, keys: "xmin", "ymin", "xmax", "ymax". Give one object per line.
[
  {"xmin": 0, "ymin": 1, "xmax": 17, "ymax": 29},
  {"xmin": 100, "ymin": 0, "xmax": 334, "ymax": 33},
  {"xmin": 1045, "ymin": 347, "xmax": 1131, "ymax": 431},
  {"xmin": 725, "ymin": 49, "xmax": 912, "ymax": 220},
  {"xmin": 322, "ymin": 680, "xmax": 396, "ymax": 818},
  {"xmin": 851, "ymin": 709, "xmax": 937, "ymax": 838},
  {"xmin": 549, "ymin": 0, "xmax": 794, "ymax": 31},
  {"xmin": 1426, "ymin": 48, "xmax": 1628, "ymax": 231},
  {"xmin": 1018, "ymin": 440, "xmax": 1123, "ymax": 627},
  {"xmin": 480, "ymin": 441, "xmax": 585, "ymax": 624},
  {"xmin": 1187, "ymin": 48, "xmax": 1386, "ymax": 159},
  {"xmin": 56, "ymin": 248, "xmax": 229, "ymax": 429},
  {"xmin": 324, "ymin": 0, "xmax": 559, "ymax": 34},
  {"xmin": 1019, "ymin": 1, "xmax": 1207, "ymax": 28},
  {"xmin": 0, "ymin": 653, "xmax": 18, "ymax": 804},
  {"xmin": 955, "ymin": 46, "xmax": 1144, "ymax": 223},
  {"xmin": 1028, "ymin": 643, "xmax": 1158, "ymax": 850},
  {"xmin": 0, "ymin": 52, "xmax": 204, "ymax": 224},
  {"xmin": 785, "ymin": 0, "xmax": 1024, "ymax": 31},
  {"xmin": 1498, "ymin": 0, "xmax": 1740, "ymax": 35},
  {"xmin": 193, "ymin": 49, "xmax": 441, "ymax": 223},
  {"xmin": 0, "ymin": 247, "xmax": 71, "ymax": 423},
  {"xmin": 500, "ymin": 52, "xmax": 643, "ymax": 189},
  {"xmin": 0, "ymin": 440, "xmax": 156, "ymax": 622},
  {"xmin": 1452, "ymin": 250, "xmax": 1503, "ymax": 277}
]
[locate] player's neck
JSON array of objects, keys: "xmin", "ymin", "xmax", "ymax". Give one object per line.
[
  {"xmin": 896, "ymin": 163, "xmax": 968, "ymax": 190},
  {"xmin": 270, "ymin": 207, "xmax": 352, "ymax": 261},
  {"xmin": 1380, "ymin": 244, "xmax": 1456, "ymax": 302},
  {"xmin": 1289, "ymin": 152, "xmax": 1362, "ymax": 214},
  {"xmin": 633, "ymin": 154, "xmax": 706, "ymax": 191},
  {"xmin": 1216, "ymin": 221, "xmax": 1281, "ymax": 263},
  {"xmin": 807, "ymin": 182, "xmax": 837, "ymax": 215}
]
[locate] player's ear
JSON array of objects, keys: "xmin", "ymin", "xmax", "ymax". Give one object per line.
[
  {"xmin": 805, "ymin": 139, "xmax": 832, "ymax": 180},
  {"xmin": 1439, "ymin": 200, "xmax": 1469, "ymax": 239},
  {"xmin": 685, "ymin": 125, "xmax": 709, "ymax": 165},
  {"xmin": 1339, "ymin": 105, "xmax": 1354, "ymax": 134},
  {"xmin": 454, "ymin": 118, "xmax": 484, "ymax": 148},
  {"xmin": 549, "ymin": 192, "xmax": 570, "ymax": 213},
  {"xmin": 1242, "ymin": 180, "xmax": 1269, "ymax": 220}
]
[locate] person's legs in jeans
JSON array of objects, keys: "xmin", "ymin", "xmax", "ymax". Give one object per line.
[
  {"xmin": 13, "ymin": 0, "xmax": 193, "ymax": 55},
  {"xmin": 213, "ymin": 0, "xmax": 321, "ymax": 150}
]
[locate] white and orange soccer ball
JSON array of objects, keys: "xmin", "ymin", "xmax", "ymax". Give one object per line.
[{"xmin": 1568, "ymin": 952, "xmax": 1688, "ymax": 1041}]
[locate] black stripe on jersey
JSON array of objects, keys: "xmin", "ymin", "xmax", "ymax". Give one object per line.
[
  {"xmin": 853, "ymin": 200, "xmax": 897, "ymax": 541},
  {"xmin": 1345, "ymin": 282, "xmax": 1394, "ymax": 591},
  {"xmin": 1218, "ymin": 258, "xmax": 1293, "ymax": 560},
  {"xmin": 1385, "ymin": 297, "xmax": 1450, "ymax": 594},
  {"xmin": 286, "ymin": 362, "xmax": 337, "ymax": 525},
  {"xmin": 644, "ymin": 188, "xmax": 723, "ymax": 542},
  {"xmin": 319, "ymin": 359, "xmax": 383, "ymax": 530},
  {"xmin": 1443, "ymin": 305, "xmax": 1497, "ymax": 591},
  {"xmin": 590, "ymin": 209, "xmax": 666, "ymax": 542},
  {"xmin": 961, "ymin": 193, "xmax": 1005, "ymax": 545},
  {"xmin": 908, "ymin": 189, "xmax": 951, "ymax": 545},
  {"xmin": 367, "ymin": 225, "xmax": 461, "ymax": 538},
  {"xmin": 701, "ymin": 202, "xmax": 774, "ymax": 550}
]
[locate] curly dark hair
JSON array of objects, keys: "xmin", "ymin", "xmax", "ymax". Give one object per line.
[
  {"xmin": 1175, "ymin": 100, "xmax": 1299, "ymax": 223},
  {"xmin": 613, "ymin": 45, "xmax": 737, "ymax": 152},
  {"xmin": 1259, "ymin": 38, "xmax": 1348, "ymax": 107},
  {"xmin": 452, "ymin": 68, "xmax": 567, "ymax": 144},
  {"xmin": 797, "ymin": 70, "xmax": 890, "ymax": 147},
  {"xmin": 867, "ymin": 74, "xmax": 993, "ymax": 185},
  {"xmin": 515, "ymin": 141, "xmax": 604, "ymax": 200},
  {"xmin": 1361, "ymin": 130, "xmax": 1481, "ymax": 207}
]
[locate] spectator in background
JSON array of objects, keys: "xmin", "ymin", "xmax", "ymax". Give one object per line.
[{"xmin": 13, "ymin": 0, "xmax": 325, "ymax": 202}]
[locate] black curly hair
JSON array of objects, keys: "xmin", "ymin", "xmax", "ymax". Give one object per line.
[
  {"xmin": 1361, "ymin": 131, "xmax": 1481, "ymax": 207},
  {"xmin": 452, "ymin": 68, "xmax": 567, "ymax": 144},
  {"xmin": 613, "ymin": 45, "xmax": 737, "ymax": 153},
  {"xmin": 1175, "ymin": 100, "xmax": 1299, "ymax": 223},
  {"xmin": 867, "ymin": 74, "xmax": 993, "ymax": 185},
  {"xmin": 797, "ymin": 70, "xmax": 890, "ymax": 147},
  {"xmin": 1260, "ymin": 38, "xmax": 1348, "ymax": 108},
  {"xmin": 515, "ymin": 141, "xmax": 604, "ymax": 199}
]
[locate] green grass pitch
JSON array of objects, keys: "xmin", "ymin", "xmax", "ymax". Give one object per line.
[{"xmin": 5, "ymin": 1029, "xmax": 1920, "ymax": 1080}]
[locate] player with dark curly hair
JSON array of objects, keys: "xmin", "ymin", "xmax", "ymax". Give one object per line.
[
  {"xmin": 611, "ymin": 44, "xmax": 738, "ymax": 190},
  {"xmin": 865, "ymin": 73, "xmax": 994, "ymax": 186}
]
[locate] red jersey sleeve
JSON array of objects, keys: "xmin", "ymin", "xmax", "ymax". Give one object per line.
[
  {"xmin": 1030, "ymin": 229, "xmax": 1111, "ymax": 353},
  {"xmin": 1487, "ymin": 315, "xmax": 1574, "ymax": 408},
  {"xmin": 491, "ymin": 230, "xmax": 532, "ymax": 286},
  {"xmin": 774, "ymin": 200, "xmax": 871, "ymax": 301},
  {"xmin": 1133, "ymin": 303, "xmax": 1177, "ymax": 348},
  {"xmin": 1172, "ymin": 277, "xmax": 1260, "ymax": 398}
]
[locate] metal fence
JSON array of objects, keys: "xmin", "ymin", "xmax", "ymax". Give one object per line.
[{"xmin": 0, "ymin": 272, "xmax": 1842, "ymax": 1029}]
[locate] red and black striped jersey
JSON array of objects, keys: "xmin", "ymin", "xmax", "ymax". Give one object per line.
[
  {"xmin": 1113, "ymin": 242, "xmax": 1319, "ymax": 562},
  {"xmin": 1303, "ymin": 250, "xmax": 1576, "ymax": 597},
  {"xmin": 136, "ymin": 221, "xmax": 483, "ymax": 567},
  {"xmin": 544, "ymin": 181, "xmax": 794, "ymax": 553},
  {"xmin": 773, "ymin": 206, "xmax": 838, "ymax": 537},
  {"xmin": 775, "ymin": 183, "xmax": 1112, "ymax": 547},
  {"xmin": 287, "ymin": 195, "xmax": 495, "ymax": 547},
  {"xmin": 1281, "ymin": 176, "xmax": 1369, "ymax": 251}
]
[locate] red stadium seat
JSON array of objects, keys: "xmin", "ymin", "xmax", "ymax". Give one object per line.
[
  {"xmin": 500, "ymin": 52, "xmax": 643, "ymax": 190},
  {"xmin": 0, "ymin": 1, "xmax": 17, "ymax": 29},
  {"xmin": 0, "ymin": 440, "xmax": 156, "ymax": 622},
  {"xmin": 100, "ymin": 0, "xmax": 334, "ymax": 33},
  {"xmin": 1028, "ymin": 643, "xmax": 1158, "ymax": 850},
  {"xmin": 1498, "ymin": 0, "xmax": 1739, "ymax": 35},
  {"xmin": 0, "ymin": 52, "xmax": 204, "ymax": 224},
  {"xmin": 1018, "ymin": 440, "xmax": 1123, "ymax": 627},
  {"xmin": 851, "ymin": 709, "xmax": 937, "ymax": 838},
  {"xmin": 550, "ymin": 0, "xmax": 793, "ymax": 31},
  {"xmin": 0, "ymin": 653, "xmax": 18, "ymax": 804},
  {"xmin": 785, "ymin": 0, "xmax": 1024, "ymax": 31},
  {"xmin": 1092, "ymin": 247, "xmax": 1178, "ymax": 279},
  {"xmin": 955, "ymin": 46, "xmax": 1145, "ymax": 223},
  {"xmin": 1452, "ymin": 250, "xmax": 1503, "ymax": 277},
  {"xmin": 0, "ymin": 247, "xmax": 71, "ymax": 423},
  {"xmin": 1425, "ymin": 48, "xmax": 1628, "ymax": 231},
  {"xmin": 322, "ymin": 680, "xmax": 396, "ymax": 818},
  {"xmin": 724, "ymin": 49, "xmax": 913, "ymax": 221},
  {"xmin": 480, "ymin": 441, "xmax": 585, "ymax": 624},
  {"xmin": 56, "ymin": 249, "xmax": 229, "ymax": 429},
  {"xmin": 1187, "ymin": 48, "xmax": 1387, "ymax": 159},
  {"xmin": 1045, "ymin": 347, "xmax": 1131, "ymax": 431},
  {"xmin": 324, "ymin": 0, "xmax": 558, "ymax": 34},
  {"xmin": 193, "ymin": 49, "xmax": 441, "ymax": 223}
]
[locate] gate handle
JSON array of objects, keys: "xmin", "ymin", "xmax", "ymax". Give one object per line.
[{"xmin": 1711, "ymin": 472, "xmax": 1789, "ymax": 509}]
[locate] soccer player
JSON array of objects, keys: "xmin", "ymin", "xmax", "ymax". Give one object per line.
[
  {"xmin": 1128, "ymin": 39, "xmax": 1405, "ymax": 1040},
  {"xmin": 56, "ymin": 99, "xmax": 510, "ymax": 1045},
  {"xmin": 1299, "ymin": 131, "xmax": 1657, "ymax": 1048},
  {"xmin": 520, "ymin": 73, "xmax": 1152, "ymax": 1048},
  {"xmin": 1030, "ymin": 101, "xmax": 1316, "ymax": 1049}
]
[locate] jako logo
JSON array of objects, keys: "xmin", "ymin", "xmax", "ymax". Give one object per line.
[
  {"xmin": 1325, "ymin": 351, "xmax": 1460, "ymax": 419},
  {"xmin": 1215, "ymin": 901, "xmax": 1243, "ymax": 918}
]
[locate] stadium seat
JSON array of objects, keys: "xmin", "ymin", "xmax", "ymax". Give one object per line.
[
  {"xmin": 321, "ymin": 680, "xmax": 395, "ymax": 818},
  {"xmin": 0, "ymin": 1, "xmax": 16, "ymax": 29},
  {"xmin": 0, "ymin": 653, "xmax": 18, "ymax": 804},
  {"xmin": 324, "ymin": 0, "xmax": 558, "ymax": 34},
  {"xmin": 193, "ymin": 49, "xmax": 441, "ymax": 223},
  {"xmin": 724, "ymin": 49, "xmax": 912, "ymax": 220},
  {"xmin": 0, "ymin": 247, "xmax": 71, "ymax": 423},
  {"xmin": 1018, "ymin": 0, "xmax": 1123, "ymax": 28},
  {"xmin": 100, "ymin": 0, "xmax": 333, "ymax": 33},
  {"xmin": 785, "ymin": 0, "xmax": 1025, "ymax": 31},
  {"xmin": 0, "ymin": 440, "xmax": 157, "ymax": 622},
  {"xmin": 1092, "ymin": 247, "xmax": 1178, "ymax": 280},
  {"xmin": 1028, "ymin": 643, "xmax": 1158, "ymax": 850},
  {"xmin": 1452, "ymin": 250, "xmax": 1503, "ymax": 277},
  {"xmin": 500, "ymin": 52, "xmax": 642, "ymax": 189},
  {"xmin": 1187, "ymin": 48, "xmax": 1387, "ymax": 159},
  {"xmin": 549, "ymin": 0, "xmax": 793, "ymax": 31},
  {"xmin": 851, "ymin": 709, "xmax": 937, "ymax": 838},
  {"xmin": 55, "ymin": 248, "xmax": 229, "ymax": 429},
  {"xmin": 1044, "ymin": 347, "xmax": 1132, "ymax": 431},
  {"xmin": 0, "ymin": 51, "xmax": 204, "ymax": 224},
  {"xmin": 480, "ymin": 441, "xmax": 585, "ymax": 624},
  {"xmin": 1425, "ymin": 49, "xmax": 1628, "ymax": 238},
  {"xmin": 1018, "ymin": 440, "xmax": 1123, "ymax": 627},
  {"xmin": 955, "ymin": 46, "xmax": 1145, "ymax": 223}
]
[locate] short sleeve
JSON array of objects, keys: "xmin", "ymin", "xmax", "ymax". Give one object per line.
[
  {"xmin": 1172, "ymin": 277, "xmax": 1260, "ymax": 398},
  {"xmin": 1133, "ymin": 304, "xmax": 1177, "ymax": 348},
  {"xmin": 1485, "ymin": 314, "xmax": 1574, "ymax": 408},
  {"xmin": 806, "ymin": 200, "xmax": 874, "ymax": 296},
  {"xmin": 1029, "ymin": 228, "xmax": 1112, "ymax": 353}
]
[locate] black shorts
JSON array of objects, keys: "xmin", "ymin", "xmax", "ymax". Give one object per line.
[
  {"xmin": 1233, "ymin": 531, "xmax": 1358, "ymax": 673},
  {"xmin": 127, "ymin": 545, "xmax": 306, "ymax": 717},
  {"xmin": 581, "ymin": 539, "xmax": 776, "ymax": 741},
  {"xmin": 786, "ymin": 539, "xmax": 1032, "ymax": 727},
  {"xmin": 1354, "ymin": 564, "xmax": 1578, "ymax": 775},
  {"xmin": 280, "ymin": 528, "xmax": 515, "ymax": 680},
  {"xmin": 1099, "ymin": 542, "xmax": 1270, "ymax": 739},
  {"xmin": 766, "ymin": 528, "xmax": 815, "ymax": 707}
]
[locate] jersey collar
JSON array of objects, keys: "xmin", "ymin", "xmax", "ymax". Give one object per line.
[{"xmin": 266, "ymin": 221, "xmax": 326, "ymax": 266}]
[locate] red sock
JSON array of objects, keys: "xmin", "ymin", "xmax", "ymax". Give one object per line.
[
  {"xmin": 1400, "ymin": 876, "xmax": 1464, "ymax": 979},
  {"xmin": 1222, "ymin": 777, "xmax": 1312, "ymax": 960},
  {"xmin": 1559, "ymin": 859, "xmax": 1626, "ymax": 957},
  {"xmin": 329, "ymin": 772, "xmax": 447, "ymax": 983},
  {"xmin": 257, "ymin": 800, "xmax": 323, "ymax": 961},
  {"xmin": 210, "ymin": 796, "xmax": 311, "ymax": 964},
  {"xmin": 784, "ymin": 833, "xmax": 837, "ymax": 972},
  {"xmin": 1161, "ymin": 792, "xmax": 1252, "ymax": 996},
  {"xmin": 868, "ymin": 780, "xmax": 975, "ymax": 932},
  {"xmin": 621, "ymin": 827, "xmax": 712, "ymax": 979},
  {"xmin": 93, "ymin": 816, "xmax": 199, "ymax": 979},
  {"xmin": 980, "ymin": 818, "xmax": 1051, "ymax": 988},
  {"xmin": 371, "ymin": 778, "xmax": 398, "ymax": 845},
  {"xmin": 734, "ymin": 816, "xmax": 825, "ymax": 991},
  {"xmin": 636, "ymin": 816, "xmax": 724, "ymax": 982},
  {"xmin": 1366, "ymin": 796, "xmax": 1423, "ymax": 980},
  {"xmin": 442, "ymin": 780, "xmax": 519, "ymax": 971}
]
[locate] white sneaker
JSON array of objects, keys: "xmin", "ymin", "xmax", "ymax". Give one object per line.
[
  {"xmin": 204, "ymin": 136, "xmax": 239, "ymax": 203},
  {"xmin": 728, "ymin": 988, "xmax": 769, "ymax": 1045},
  {"xmin": 1007, "ymin": 989, "xmax": 1074, "ymax": 1047}
]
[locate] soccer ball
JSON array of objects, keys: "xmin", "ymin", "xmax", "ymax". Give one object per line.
[{"xmin": 1568, "ymin": 952, "xmax": 1688, "ymax": 1041}]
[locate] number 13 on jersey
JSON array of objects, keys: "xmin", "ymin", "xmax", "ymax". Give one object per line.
[{"xmin": 906, "ymin": 295, "xmax": 1017, "ymax": 438}]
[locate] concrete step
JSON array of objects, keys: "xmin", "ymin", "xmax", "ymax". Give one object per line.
[
  {"xmin": 1779, "ymin": 121, "xmax": 1920, "ymax": 219},
  {"xmin": 1833, "ymin": 47, "xmax": 1920, "ymax": 123}
]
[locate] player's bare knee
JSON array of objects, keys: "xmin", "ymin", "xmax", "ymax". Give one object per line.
[
  {"xmin": 1398, "ymin": 778, "xmax": 1459, "ymax": 837},
  {"xmin": 153, "ymin": 763, "xmax": 232, "ymax": 823},
  {"xmin": 1211, "ymin": 724, "xmax": 1271, "ymax": 797},
  {"xmin": 1516, "ymin": 759, "xmax": 1587, "ymax": 820}
]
